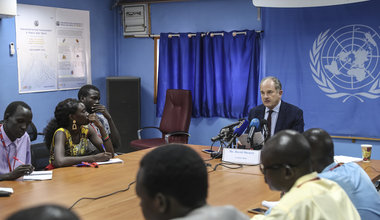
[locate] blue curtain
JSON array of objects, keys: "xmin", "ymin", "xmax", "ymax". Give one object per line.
[{"xmin": 157, "ymin": 30, "xmax": 261, "ymax": 119}]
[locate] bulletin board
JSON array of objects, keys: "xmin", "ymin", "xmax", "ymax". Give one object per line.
[{"xmin": 15, "ymin": 4, "xmax": 91, "ymax": 93}]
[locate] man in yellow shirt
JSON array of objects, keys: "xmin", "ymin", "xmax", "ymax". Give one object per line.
[{"xmin": 252, "ymin": 130, "xmax": 360, "ymax": 220}]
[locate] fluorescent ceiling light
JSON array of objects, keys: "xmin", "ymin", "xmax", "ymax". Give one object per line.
[{"xmin": 252, "ymin": 0, "xmax": 369, "ymax": 8}]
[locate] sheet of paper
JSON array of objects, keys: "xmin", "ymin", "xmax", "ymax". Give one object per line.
[
  {"xmin": 334, "ymin": 155, "xmax": 362, "ymax": 163},
  {"xmin": 262, "ymin": 200, "xmax": 279, "ymax": 209},
  {"xmin": 0, "ymin": 187, "xmax": 14, "ymax": 193},
  {"xmin": 96, "ymin": 158, "xmax": 123, "ymax": 165},
  {"xmin": 23, "ymin": 171, "xmax": 53, "ymax": 181}
]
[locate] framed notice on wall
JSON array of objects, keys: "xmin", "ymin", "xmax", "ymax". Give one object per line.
[{"xmin": 16, "ymin": 4, "xmax": 91, "ymax": 93}]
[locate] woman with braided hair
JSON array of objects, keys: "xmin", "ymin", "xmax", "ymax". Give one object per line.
[{"xmin": 44, "ymin": 98, "xmax": 114, "ymax": 168}]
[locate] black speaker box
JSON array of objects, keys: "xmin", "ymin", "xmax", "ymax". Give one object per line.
[{"xmin": 107, "ymin": 77, "xmax": 140, "ymax": 153}]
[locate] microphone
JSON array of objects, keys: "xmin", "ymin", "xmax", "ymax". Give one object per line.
[
  {"xmin": 247, "ymin": 118, "xmax": 260, "ymax": 145},
  {"xmin": 211, "ymin": 134, "xmax": 223, "ymax": 142},
  {"xmin": 210, "ymin": 119, "xmax": 247, "ymax": 158},
  {"xmin": 222, "ymin": 120, "xmax": 244, "ymax": 129},
  {"xmin": 210, "ymin": 119, "xmax": 245, "ymax": 142},
  {"xmin": 225, "ymin": 119, "xmax": 249, "ymax": 147},
  {"xmin": 211, "ymin": 128, "xmax": 229, "ymax": 142}
]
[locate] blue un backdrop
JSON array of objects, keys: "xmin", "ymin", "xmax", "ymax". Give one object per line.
[{"xmin": 261, "ymin": 1, "xmax": 380, "ymax": 138}]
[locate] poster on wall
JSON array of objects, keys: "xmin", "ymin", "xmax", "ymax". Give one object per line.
[{"xmin": 16, "ymin": 4, "xmax": 91, "ymax": 93}]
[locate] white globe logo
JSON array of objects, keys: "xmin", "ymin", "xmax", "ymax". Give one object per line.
[{"xmin": 310, "ymin": 25, "xmax": 380, "ymax": 102}]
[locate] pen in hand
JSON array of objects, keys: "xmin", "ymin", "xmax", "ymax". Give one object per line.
[
  {"xmin": 13, "ymin": 157, "xmax": 33, "ymax": 175},
  {"xmin": 13, "ymin": 156, "xmax": 25, "ymax": 165},
  {"xmin": 101, "ymin": 144, "xmax": 106, "ymax": 152}
]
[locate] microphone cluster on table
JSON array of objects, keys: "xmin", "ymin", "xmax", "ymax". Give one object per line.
[
  {"xmin": 209, "ymin": 118, "xmax": 269, "ymax": 158},
  {"xmin": 211, "ymin": 119, "xmax": 248, "ymax": 147}
]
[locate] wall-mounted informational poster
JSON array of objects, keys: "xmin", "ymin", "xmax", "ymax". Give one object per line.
[{"xmin": 16, "ymin": 4, "xmax": 91, "ymax": 93}]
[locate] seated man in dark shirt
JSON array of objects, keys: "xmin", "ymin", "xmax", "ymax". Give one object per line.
[
  {"xmin": 78, "ymin": 84, "xmax": 121, "ymax": 152},
  {"xmin": 7, "ymin": 204, "xmax": 80, "ymax": 220}
]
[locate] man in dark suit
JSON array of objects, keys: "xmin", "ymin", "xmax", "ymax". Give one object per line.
[{"xmin": 248, "ymin": 76, "xmax": 304, "ymax": 138}]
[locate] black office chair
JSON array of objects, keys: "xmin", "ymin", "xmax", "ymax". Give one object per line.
[
  {"xmin": 31, "ymin": 143, "xmax": 50, "ymax": 170},
  {"xmin": 27, "ymin": 122, "xmax": 50, "ymax": 170},
  {"xmin": 26, "ymin": 121, "xmax": 38, "ymax": 142}
]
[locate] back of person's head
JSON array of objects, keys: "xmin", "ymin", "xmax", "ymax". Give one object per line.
[
  {"xmin": 77, "ymin": 84, "xmax": 99, "ymax": 99},
  {"xmin": 44, "ymin": 98, "xmax": 80, "ymax": 148},
  {"xmin": 7, "ymin": 204, "xmax": 80, "ymax": 220},
  {"xmin": 303, "ymin": 128, "xmax": 334, "ymax": 173},
  {"xmin": 261, "ymin": 130, "xmax": 312, "ymax": 192},
  {"xmin": 4, "ymin": 101, "xmax": 31, "ymax": 120},
  {"xmin": 136, "ymin": 144, "xmax": 208, "ymax": 220}
]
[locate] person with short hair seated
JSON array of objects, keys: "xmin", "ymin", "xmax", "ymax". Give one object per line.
[
  {"xmin": 6, "ymin": 204, "xmax": 80, "ymax": 220},
  {"xmin": 44, "ymin": 98, "xmax": 113, "ymax": 168},
  {"xmin": 136, "ymin": 144, "xmax": 250, "ymax": 220},
  {"xmin": 252, "ymin": 130, "xmax": 360, "ymax": 220},
  {"xmin": 0, "ymin": 101, "xmax": 34, "ymax": 181},
  {"xmin": 304, "ymin": 128, "xmax": 380, "ymax": 219},
  {"xmin": 78, "ymin": 84, "xmax": 121, "ymax": 152}
]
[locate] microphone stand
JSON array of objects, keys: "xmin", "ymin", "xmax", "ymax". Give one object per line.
[
  {"xmin": 226, "ymin": 135, "xmax": 237, "ymax": 148},
  {"xmin": 210, "ymin": 141, "xmax": 227, "ymax": 159},
  {"xmin": 263, "ymin": 125, "xmax": 270, "ymax": 142}
]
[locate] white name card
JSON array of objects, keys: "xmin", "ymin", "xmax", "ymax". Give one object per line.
[{"xmin": 222, "ymin": 148, "xmax": 261, "ymax": 165}]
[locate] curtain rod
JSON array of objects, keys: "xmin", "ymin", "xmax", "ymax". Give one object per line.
[{"xmin": 126, "ymin": 30, "xmax": 263, "ymax": 39}]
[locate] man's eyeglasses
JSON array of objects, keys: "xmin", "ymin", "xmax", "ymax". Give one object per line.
[{"xmin": 259, "ymin": 163, "xmax": 293, "ymax": 174}]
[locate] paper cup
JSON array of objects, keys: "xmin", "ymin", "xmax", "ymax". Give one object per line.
[{"xmin": 361, "ymin": 144, "xmax": 372, "ymax": 162}]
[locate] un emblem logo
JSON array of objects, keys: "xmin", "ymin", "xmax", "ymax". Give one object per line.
[{"xmin": 310, "ymin": 25, "xmax": 380, "ymax": 102}]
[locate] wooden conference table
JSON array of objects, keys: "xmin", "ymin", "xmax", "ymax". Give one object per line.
[
  {"xmin": 357, "ymin": 160, "xmax": 380, "ymax": 183},
  {"xmin": 0, "ymin": 145, "xmax": 379, "ymax": 220}
]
